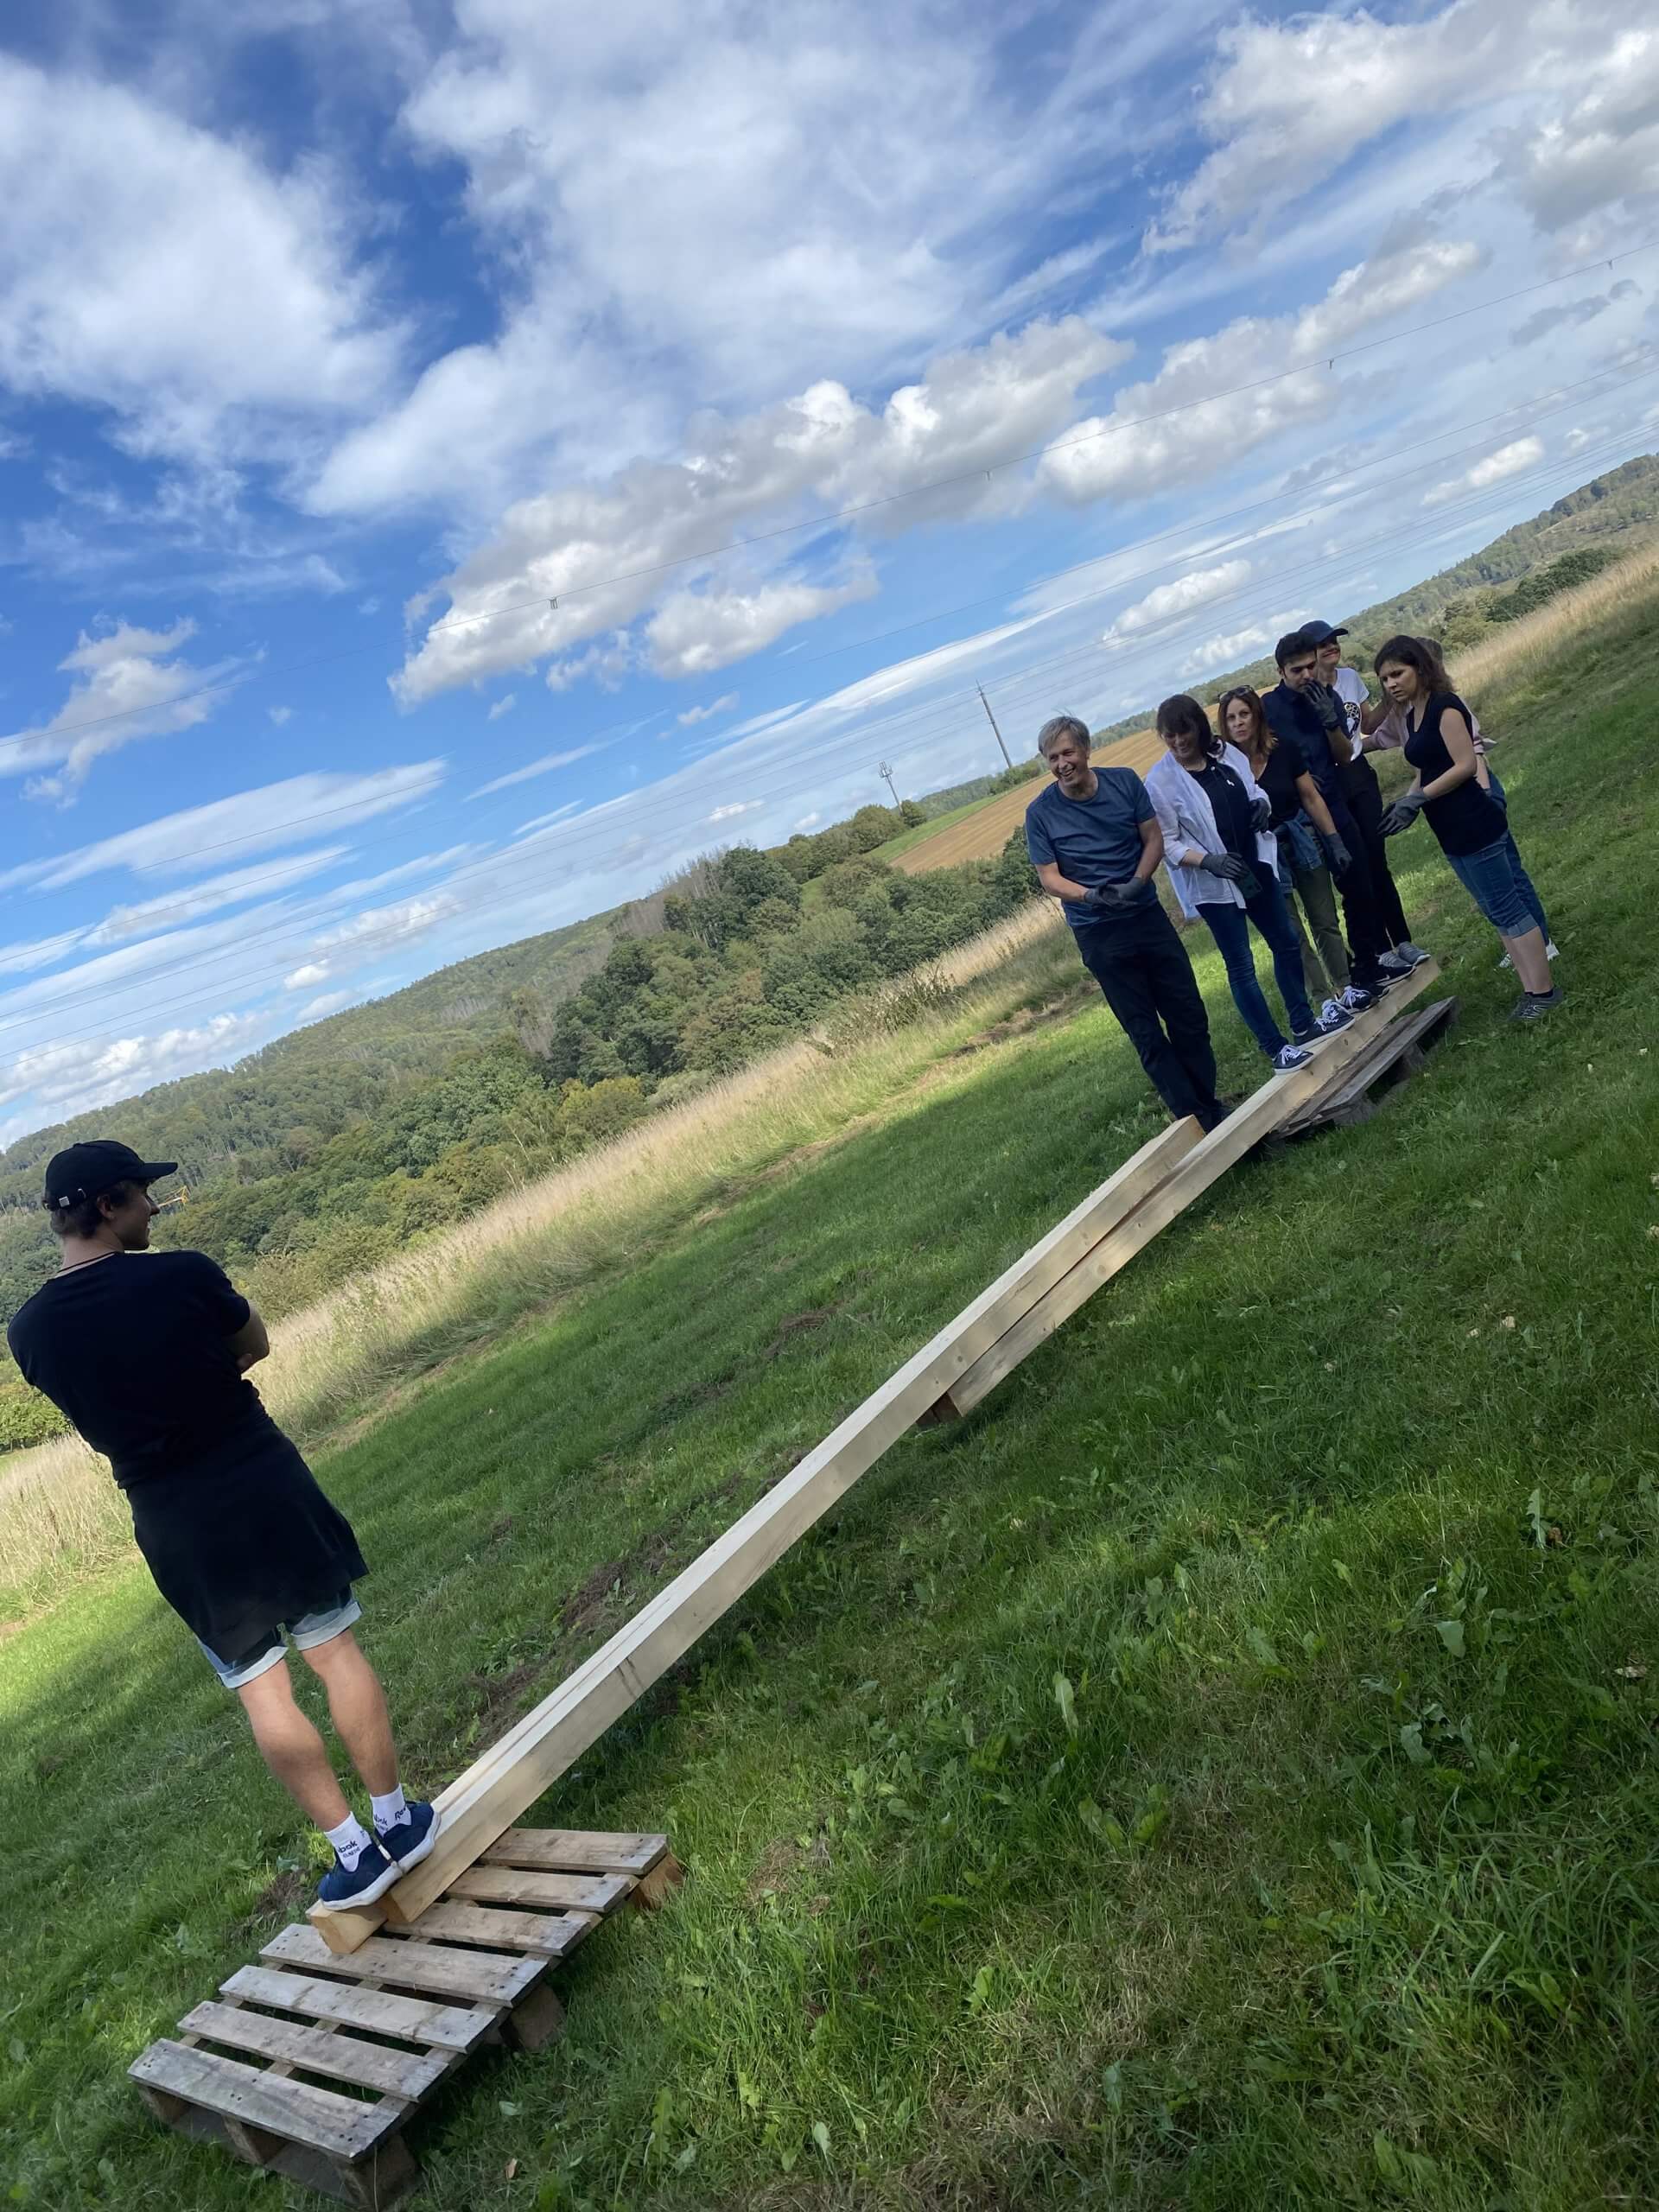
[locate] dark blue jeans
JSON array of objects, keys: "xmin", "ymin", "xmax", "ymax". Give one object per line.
[
  {"xmin": 1073, "ymin": 901, "xmax": 1224, "ymax": 1128},
  {"xmin": 1197, "ymin": 872, "xmax": 1318, "ymax": 1057},
  {"xmin": 1483, "ymin": 771, "xmax": 1551, "ymax": 939}
]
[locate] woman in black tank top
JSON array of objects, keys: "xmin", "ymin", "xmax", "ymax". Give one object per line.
[{"xmin": 1373, "ymin": 636, "xmax": 1562, "ymax": 1022}]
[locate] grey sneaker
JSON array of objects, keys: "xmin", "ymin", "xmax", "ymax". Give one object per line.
[
  {"xmin": 1509, "ymin": 987, "xmax": 1564, "ymax": 1021},
  {"xmin": 1377, "ymin": 950, "xmax": 1414, "ymax": 978},
  {"xmin": 1394, "ymin": 942, "xmax": 1432, "ymax": 968}
]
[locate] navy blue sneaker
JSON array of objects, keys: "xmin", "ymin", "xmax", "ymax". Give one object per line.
[
  {"xmin": 315, "ymin": 1839, "xmax": 400, "ymax": 1913},
  {"xmin": 377, "ymin": 1800, "xmax": 441, "ymax": 1872}
]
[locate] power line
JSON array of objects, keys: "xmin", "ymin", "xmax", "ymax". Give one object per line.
[{"xmin": 10, "ymin": 241, "xmax": 1657, "ymax": 758}]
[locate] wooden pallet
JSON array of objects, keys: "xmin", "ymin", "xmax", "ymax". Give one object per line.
[
  {"xmin": 1275, "ymin": 995, "xmax": 1459, "ymax": 1138},
  {"xmin": 130, "ymin": 1827, "xmax": 682, "ymax": 2207}
]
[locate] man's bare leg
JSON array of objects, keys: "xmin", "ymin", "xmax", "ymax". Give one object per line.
[
  {"xmin": 237, "ymin": 1658, "xmax": 353, "ymax": 1828},
  {"xmin": 300, "ymin": 1628, "xmax": 399, "ymax": 1796}
]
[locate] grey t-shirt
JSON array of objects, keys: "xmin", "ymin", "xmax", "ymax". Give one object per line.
[{"xmin": 1025, "ymin": 768, "xmax": 1158, "ymax": 931}]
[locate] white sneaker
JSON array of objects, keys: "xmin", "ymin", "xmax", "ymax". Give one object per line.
[{"xmin": 1497, "ymin": 939, "xmax": 1560, "ymax": 971}]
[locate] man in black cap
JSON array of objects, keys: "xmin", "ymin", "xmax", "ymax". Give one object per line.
[
  {"xmin": 1302, "ymin": 619, "xmax": 1429, "ymax": 976},
  {"xmin": 8, "ymin": 1141, "xmax": 437, "ymax": 1913}
]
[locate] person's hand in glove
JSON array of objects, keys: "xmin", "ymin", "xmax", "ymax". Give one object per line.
[
  {"xmin": 1321, "ymin": 833, "xmax": 1353, "ymax": 874},
  {"xmin": 1306, "ymin": 682, "xmax": 1345, "ymax": 734},
  {"xmin": 1380, "ymin": 788, "xmax": 1427, "ymax": 836},
  {"xmin": 1249, "ymin": 796, "xmax": 1272, "ymax": 831},
  {"xmin": 1085, "ymin": 880, "xmax": 1135, "ymax": 911},
  {"xmin": 1205, "ymin": 852, "xmax": 1249, "ymax": 880}
]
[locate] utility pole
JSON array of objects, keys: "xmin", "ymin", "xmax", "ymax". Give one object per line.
[
  {"xmin": 878, "ymin": 760, "xmax": 899, "ymax": 806},
  {"xmin": 977, "ymin": 683, "xmax": 1012, "ymax": 769}
]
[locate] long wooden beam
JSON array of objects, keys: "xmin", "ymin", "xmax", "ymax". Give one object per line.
[
  {"xmin": 309, "ymin": 967, "xmax": 1435, "ymax": 1956},
  {"xmin": 929, "ymin": 964, "xmax": 1437, "ymax": 1419},
  {"xmin": 308, "ymin": 1114, "xmax": 1203, "ymax": 1953}
]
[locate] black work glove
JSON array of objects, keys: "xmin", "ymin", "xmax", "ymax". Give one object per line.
[
  {"xmin": 1085, "ymin": 880, "xmax": 1135, "ymax": 911},
  {"xmin": 1306, "ymin": 681, "xmax": 1345, "ymax": 734},
  {"xmin": 1205, "ymin": 853, "xmax": 1249, "ymax": 880},
  {"xmin": 1322, "ymin": 833, "xmax": 1353, "ymax": 874},
  {"xmin": 1249, "ymin": 796, "xmax": 1272, "ymax": 831},
  {"xmin": 1380, "ymin": 790, "xmax": 1427, "ymax": 837}
]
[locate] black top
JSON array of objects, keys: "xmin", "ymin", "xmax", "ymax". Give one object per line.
[
  {"xmin": 1249, "ymin": 732, "xmax": 1311, "ymax": 830},
  {"xmin": 9, "ymin": 1249, "xmax": 273, "ymax": 1490},
  {"xmin": 8, "ymin": 1249, "xmax": 365, "ymax": 1665},
  {"xmin": 1192, "ymin": 760, "xmax": 1255, "ymax": 859},
  {"xmin": 1404, "ymin": 692, "xmax": 1507, "ymax": 856},
  {"xmin": 1262, "ymin": 681, "xmax": 1344, "ymax": 800}
]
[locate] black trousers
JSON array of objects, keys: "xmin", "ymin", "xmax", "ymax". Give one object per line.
[
  {"xmin": 1322, "ymin": 789, "xmax": 1389, "ymax": 992},
  {"xmin": 1344, "ymin": 756, "xmax": 1413, "ymax": 950},
  {"xmin": 1073, "ymin": 902, "xmax": 1224, "ymax": 1129}
]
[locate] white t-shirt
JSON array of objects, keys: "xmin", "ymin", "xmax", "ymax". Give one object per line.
[{"xmin": 1332, "ymin": 664, "xmax": 1369, "ymax": 759}]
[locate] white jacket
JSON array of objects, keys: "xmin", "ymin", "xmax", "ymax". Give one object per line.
[{"xmin": 1145, "ymin": 742, "xmax": 1279, "ymax": 918}]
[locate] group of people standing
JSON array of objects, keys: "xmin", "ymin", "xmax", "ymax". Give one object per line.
[{"xmin": 1025, "ymin": 620, "xmax": 1562, "ymax": 1133}]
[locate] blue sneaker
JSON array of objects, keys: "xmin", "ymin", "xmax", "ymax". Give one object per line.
[
  {"xmin": 377, "ymin": 1800, "xmax": 441, "ymax": 1872},
  {"xmin": 315, "ymin": 1839, "xmax": 400, "ymax": 1913}
]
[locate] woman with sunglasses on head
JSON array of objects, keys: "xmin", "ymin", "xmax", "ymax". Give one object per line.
[
  {"xmin": 1217, "ymin": 683, "xmax": 1376, "ymax": 1026},
  {"xmin": 1147, "ymin": 694, "xmax": 1353, "ymax": 1075},
  {"xmin": 1371, "ymin": 635, "xmax": 1562, "ymax": 1021}
]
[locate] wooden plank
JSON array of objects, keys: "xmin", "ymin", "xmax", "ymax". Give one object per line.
[
  {"xmin": 310, "ymin": 1114, "xmax": 1205, "ymax": 1951},
  {"xmin": 179, "ymin": 2001, "xmax": 451, "ymax": 2101},
  {"xmin": 264, "ymin": 1923, "xmax": 545, "ymax": 2008},
  {"xmin": 482, "ymin": 1827, "xmax": 668, "ymax": 1876},
  {"xmin": 936, "ymin": 964, "xmax": 1440, "ymax": 1421},
  {"xmin": 1278, "ymin": 996, "xmax": 1459, "ymax": 1135},
  {"xmin": 219, "ymin": 1965, "xmax": 493, "ymax": 2052},
  {"xmin": 406, "ymin": 1897, "xmax": 596, "ymax": 1956},
  {"xmin": 442, "ymin": 1864, "xmax": 629, "ymax": 1915},
  {"xmin": 129, "ymin": 2041, "xmax": 391, "ymax": 2162}
]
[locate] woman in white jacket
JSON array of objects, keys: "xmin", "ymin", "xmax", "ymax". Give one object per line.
[{"xmin": 1147, "ymin": 695, "xmax": 1353, "ymax": 1073}]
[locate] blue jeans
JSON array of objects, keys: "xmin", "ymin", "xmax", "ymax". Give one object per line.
[
  {"xmin": 1482, "ymin": 772, "xmax": 1551, "ymax": 939},
  {"xmin": 1445, "ymin": 834, "xmax": 1544, "ymax": 939},
  {"xmin": 1197, "ymin": 872, "xmax": 1317, "ymax": 1057}
]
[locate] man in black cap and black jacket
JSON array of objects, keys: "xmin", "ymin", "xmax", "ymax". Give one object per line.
[{"xmin": 8, "ymin": 1141, "xmax": 438, "ymax": 1914}]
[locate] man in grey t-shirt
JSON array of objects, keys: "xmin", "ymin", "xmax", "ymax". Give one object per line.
[{"xmin": 1025, "ymin": 715, "xmax": 1224, "ymax": 1132}]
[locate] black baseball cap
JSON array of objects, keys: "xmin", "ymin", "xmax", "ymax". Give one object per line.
[
  {"xmin": 1300, "ymin": 620, "xmax": 1349, "ymax": 644},
  {"xmin": 41, "ymin": 1141, "xmax": 177, "ymax": 1212}
]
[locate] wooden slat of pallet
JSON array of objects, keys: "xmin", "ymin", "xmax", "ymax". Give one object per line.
[
  {"xmin": 311, "ymin": 1116, "xmax": 1204, "ymax": 1952},
  {"xmin": 179, "ymin": 2001, "xmax": 450, "ymax": 2101},
  {"xmin": 406, "ymin": 1898, "xmax": 596, "ymax": 1957},
  {"xmin": 130, "ymin": 2040, "xmax": 392, "ymax": 2162},
  {"xmin": 482, "ymin": 1827, "xmax": 668, "ymax": 1876},
  {"xmin": 219, "ymin": 1965, "xmax": 493, "ymax": 2052},
  {"xmin": 264, "ymin": 1923, "xmax": 544, "ymax": 2009},
  {"xmin": 443, "ymin": 1864, "xmax": 629, "ymax": 1915},
  {"xmin": 931, "ymin": 964, "xmax": 1440, "ymax": 1421},
  {"xmin": 1277, "ymin": 995, "xmax": 1459, "ymax": 1135}
]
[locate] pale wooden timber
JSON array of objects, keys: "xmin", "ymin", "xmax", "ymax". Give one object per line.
[
  {"xmin": 217, "ymin": 1965, "xmax": 493, "ymax": 2051},
  {"xmin": 443, "ymin": 1864, "xmax": 630, "ymax": 1915},
  {"xmin": 177, "ymin": 2002, "xmax": 452, "ymax": 2101},
  {"xmin": 482, "ymin": 1827, "xmax": 668, "ymax": 1876},
  {"xmin": 264, "ymin": 1923, "xmax": 545, "ymax": 2008},
  {"xmin": 1275, "ymin": 994, "xmax": 1459, "ymax": 1136},
  {"xmin": 393, "ymin": 1897, "xmax": 595, "ymax": 1956},
  {"xmin": 931, "ymin": 963, "xmax": 1439, "ymax": 1421},
  {"xmin": 130, "ymin": 2040, "xmax": 390, "ymax": 2161},
  {"xmin": 308, "ymin": 1116, "xmax": 1203, "ymax": 1953}
]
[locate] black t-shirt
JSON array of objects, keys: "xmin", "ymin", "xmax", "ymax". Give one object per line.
[
  {"xmin": 1192, "ymin": 760, "xmax": 1255, "ymax": 860},
  {"xmin": 1404, "ymin": 692, "xmax": 1507, "ymax": 857},
  {"xmin": 9, "ymin": 1249, "xmax": 276, "ymax": 1491},
  {"xmin": 1251, "ymin": 733, "xmax": 1311, "ymax": 829}
]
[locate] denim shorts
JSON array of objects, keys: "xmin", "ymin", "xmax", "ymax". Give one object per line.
[
  {"xmin": 197, "ymin": 1589, "xmax": 362, "ymax": 1690},
  {"xmin": 1445, "ymin": 836, "xmax": 1537, "ymax": 938}
]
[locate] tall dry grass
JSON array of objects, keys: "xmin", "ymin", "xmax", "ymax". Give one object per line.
[
  {"xmin": 0, "ymin": 902, "xmax": 1074, "ymax": 1605},
  {"xmin": 1452, "ymin": 538, "xmax": 1659, "ymax": 693}
]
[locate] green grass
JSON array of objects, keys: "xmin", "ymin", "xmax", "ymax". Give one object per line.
[{"xmin": 3, "ymin": 588, "xmax": 1658, "ymax": 2211}]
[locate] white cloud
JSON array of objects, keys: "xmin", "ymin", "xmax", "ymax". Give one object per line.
[
  {"xmin": 708, "ymin": 799, "xmax": 764, "ymax": 823},
  {"xmin": 0, "ymin": 617, "xmax": 242, "ymax": 801},
  {"xmin": 0, "ymin": 53, "xmax": 399, "ymax": 463},
  {"xmin": 1489, "ymin": 31, "xmax": 1659, "ymax": 234},
  {"xmin": 283, "ymin": 962, "xmax": 330, "ymax": 989},
  {"xmin": 467, "ymin": 742, "xmax": 607, "ymax": 800},
  {"xmin": 1107, "ymin": 560, "xmax": 1250, "ymax": 640},
  {"xmin": 296, "ymin": 990, "xmax": 353, "ymax": 1021},
  {"xmin": 0, "ymin": 761, "xmax": 445, "ymax": 893},
  {"xmin": 87, "ymin": 848, "xmax": 350, "ymax": 944},
  {"xmin": 1180, "ymin": 625, "xmax": 1272, "ymax": 678},
  {"xmin": 1423, "ymin": 435, "xmax": 1545, "ymax": 505},
  {"xmin": 0, "ymin": 1011, "xmax": 269, "ymax": 1116},
  {"xmin": 792, "ymin": 811, "xmax": 822, "ymax": 830},
  {"xmin": 487, "ymin": 692, "xmax": 518, "ymax": 721},
  {"xmin": 646, "ymin": 575, "xmax": 876, "ymax": 678},
  {"xmin": 308, "ymin": 891, "xmax": 462, "ymax": 955},
  {"xmin": 1038, "ymin": 243, "xmax": 1481, "ymax": 506},
  {"xmin": 268, "ymin": 704, "xmax": 294, "ymax": 726},
  {"xmin": 390, "ymin": 316, "xmax": 1124, "ymax": 703},
  {"xmin": 677, "ymin": 692, "xmax": 739, "ymax": 727}
]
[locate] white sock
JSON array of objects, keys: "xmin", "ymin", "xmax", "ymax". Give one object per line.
[
  {"xmin": 324, "ymin": 1812, "xmax": 376, "ymax": 1869},
  {"xmin": 370, "ymin": 1785, "xmax": 408, "ymax": 1834}
]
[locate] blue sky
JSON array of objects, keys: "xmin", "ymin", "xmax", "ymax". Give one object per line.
[{"xmin": 1, "ymin": 0, "xmax": 1656, "ymax": 1140}]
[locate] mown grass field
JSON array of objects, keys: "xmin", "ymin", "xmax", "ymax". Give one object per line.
[
  {"xmin": 887, "ymin": 727, "xmax": 1165, "ymax": 877},
  {"xmin": 3, "ymin": 574, "xmax": 1657, "ymax": 2211}
]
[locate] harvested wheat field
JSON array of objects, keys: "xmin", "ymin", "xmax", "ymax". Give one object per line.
[{"xmin": 893, "ymin": 721, "xmax": 1165, "ymax": 872}]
